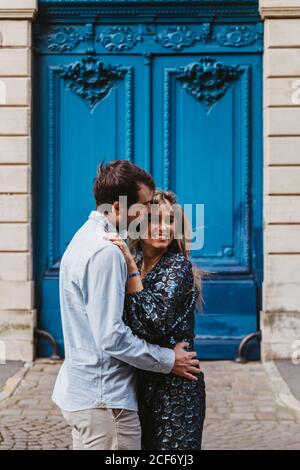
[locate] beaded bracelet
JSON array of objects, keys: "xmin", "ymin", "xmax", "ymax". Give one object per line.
[{"xmin": 128, "ymin": 271, "xmax": 140, "ymax": 279}]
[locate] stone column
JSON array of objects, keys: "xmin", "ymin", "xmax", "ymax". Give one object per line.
[
  {"xmin": 0, "ymin": 0, "xmax": 37, "ymax": 362},
  {"xmin": 260, "ymin": 0, "xmax": 300, "ymax": 360}
]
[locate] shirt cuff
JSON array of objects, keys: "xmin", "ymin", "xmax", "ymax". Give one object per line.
[{"xmin": 158, "ymin": 347, "xmax": 176, "ymax": 374}]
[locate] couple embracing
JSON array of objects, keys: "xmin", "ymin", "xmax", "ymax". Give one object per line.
[{"xmin": 52, "ymin": 160, "xmax": 206, "ymax": 450}]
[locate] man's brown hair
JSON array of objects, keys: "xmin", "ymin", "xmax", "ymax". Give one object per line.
[{"xmin": 93, "ymin": 160, "xmax": 155, "ymax": 208}]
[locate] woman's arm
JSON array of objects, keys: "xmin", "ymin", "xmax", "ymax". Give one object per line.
[
  {"xmin": 126, "ymin": 258, "xmax": 144, "ymax": 293},
  {"xmin": 102, "ymin": 234, "xmax": 196, "ymax": 339},
  {"xmin": 103, "ymin": 233, "xmax": 144, "ymax": 293}
]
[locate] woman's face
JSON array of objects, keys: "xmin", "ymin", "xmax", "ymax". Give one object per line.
[{"xmin": 140, "ymin": 201, "xmax": 175, "ymax": 251}]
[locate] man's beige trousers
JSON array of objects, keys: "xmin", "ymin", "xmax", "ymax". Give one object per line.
[{"xmin": 61, "ymin": 408, "xmax": 141, "ymax": 450}]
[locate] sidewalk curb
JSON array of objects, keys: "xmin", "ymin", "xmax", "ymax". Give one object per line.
[
  {"xmin": 0, "ymin": 363, "xmax": 32, "ymax": 405},
  {"xmin": 263, "ymin": 361, "xmax": 300, "ymax": 412}
]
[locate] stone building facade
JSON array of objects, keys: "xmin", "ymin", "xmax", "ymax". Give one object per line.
[
  {"xmin": 0, "ymin": 0, "xmax": 299, "ymax": 362},
  {"xmin": 0, "ymin": 0, "xmax": 36, "ymax": 362},
  {"xmin": 260, "ymin": 0, "xmax": 300, "ymax": 360}
]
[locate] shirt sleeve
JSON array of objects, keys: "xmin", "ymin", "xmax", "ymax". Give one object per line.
[
  {"xmin": 84, "ymin": 245, "xmax": 175, "ymax": 374},
  {"xmin": 124, "ymin": 254, "xmax": 195, "ymax": 341}
]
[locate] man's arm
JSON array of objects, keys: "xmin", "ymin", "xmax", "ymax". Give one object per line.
[{"xmin": 83, "ymin": 245, "xmax": 175, "ymax": 374}]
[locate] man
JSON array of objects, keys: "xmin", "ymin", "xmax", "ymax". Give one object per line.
[{"xmin": 52, "ymin": 160, "xmax": 201, "ymax": 450}]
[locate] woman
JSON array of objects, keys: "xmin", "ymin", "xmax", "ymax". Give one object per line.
[{"xmin": 105, "ymin": 190, "xmax": 206, "ymax": 450}]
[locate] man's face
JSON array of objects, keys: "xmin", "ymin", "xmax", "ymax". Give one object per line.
[
  {"xmin": 127, "ymin": 183, "xmax": 153, "ymax": 225},
  {"xmin": 109, "ymin": 183, "xmax": 153, "ymax": 234}
]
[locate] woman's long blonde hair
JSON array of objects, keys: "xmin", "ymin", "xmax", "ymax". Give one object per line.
[{"xmin": 130, "ymin": 189, "xmax": 207, "ymax": 311}]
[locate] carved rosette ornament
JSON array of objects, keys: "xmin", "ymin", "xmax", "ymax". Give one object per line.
[
  {"xmin": 58, "ymin": 56, "xmax": 125, "ymax": 110},
  {"xmin": 216, "ymin": 25, "xmax": 261, "ymax": 48},
  {"xmin": 175, "ymin": 57, "xmax": 243, "ymax": 112},
  {"xmin": 43, "ymin": 27, "xmax": 83, "ymax": 52},
  {"xmin": 155, "ymin": 26, "xmax": 198, "ymax": 51},
  {"xmin": 99, "ymin": 26, "xmax": 142, "ymax": 52}
]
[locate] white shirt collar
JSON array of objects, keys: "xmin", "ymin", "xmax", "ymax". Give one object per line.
[{"xmin": 88, "ymin": 210, "xmax": 118, "ymax": 233}]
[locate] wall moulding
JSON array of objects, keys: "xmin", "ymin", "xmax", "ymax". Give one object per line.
[
  {"xmin": 0, "ymin": 0, "xmax": 37, "ymax": 19},
  {"xmin": 259, "ymin": 0, "xmax": 300, "ymax": 18},
  {"xmin": 37, "ymin": 0, "xmax": 260, "ymax": 19}
]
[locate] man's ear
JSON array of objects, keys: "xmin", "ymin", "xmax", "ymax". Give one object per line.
[{"xmin": 112, "ymin": 200, "xmax": 120, "ymax": 215}]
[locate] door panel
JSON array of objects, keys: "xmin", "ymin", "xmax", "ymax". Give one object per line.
[
  {"xmin": 40, "ymin": 55, "xmax": 146, "ymax": 264},
  {"xmin": 153, "ymin": 56, "xmax": 252, "ymax": 270},
  {"xmin": 151, "ymin": 54, "xmax": 262, "ymax": 358},
  {"xmin": 34, "ymin": 4, "xmax": 263, "ymax": 359}
]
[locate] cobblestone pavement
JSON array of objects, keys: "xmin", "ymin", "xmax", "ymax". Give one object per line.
[
  {"xmin": 0, "ymin": 360, "xmax": 300, "ymax": 450},
  {"xmin": 202, "ymin": 361, "xmax": 300, "ymax": 450}
]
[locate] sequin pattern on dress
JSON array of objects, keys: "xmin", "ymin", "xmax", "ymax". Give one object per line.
[{"xmin": 124, "ymin": 251, "xmax": 206, "ymax": 450}]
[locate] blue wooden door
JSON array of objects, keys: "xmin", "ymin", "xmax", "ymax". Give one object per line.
[{"xmin": 34, "ymin": 1, "xmax": 263, "ymax": 359}]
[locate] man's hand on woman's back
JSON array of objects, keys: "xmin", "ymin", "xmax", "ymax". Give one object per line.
[{"xmin": 172, "ymin": 342, "xmax": 202, "ymax": 381}]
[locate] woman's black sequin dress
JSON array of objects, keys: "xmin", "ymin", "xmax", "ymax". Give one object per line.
[{"xmin": 124, "ymin": 251, "xmax": 206, "ymax": 450}]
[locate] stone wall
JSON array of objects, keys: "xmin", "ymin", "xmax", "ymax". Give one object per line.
[
  {"xmin": 0, "ymin": 0, "xmax": 37, "ymax": 361},
  {"xmin": 260, "ymin": 0, "xmax": 300, "ymax": 360}
]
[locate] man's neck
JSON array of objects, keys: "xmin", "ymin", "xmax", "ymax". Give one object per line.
[{"xmin": 96, "ymin": 209, "xmax": 118, "ymax": 232}]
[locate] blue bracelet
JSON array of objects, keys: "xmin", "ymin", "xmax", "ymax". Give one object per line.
[{"xmin": 128, "ymin": 271, "xmax": 140, "ymax": 279}]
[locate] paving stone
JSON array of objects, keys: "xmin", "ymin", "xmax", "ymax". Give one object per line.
[{"xmin": 0, "ymin": 360, "xmax": 299, "ymax": 450}]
